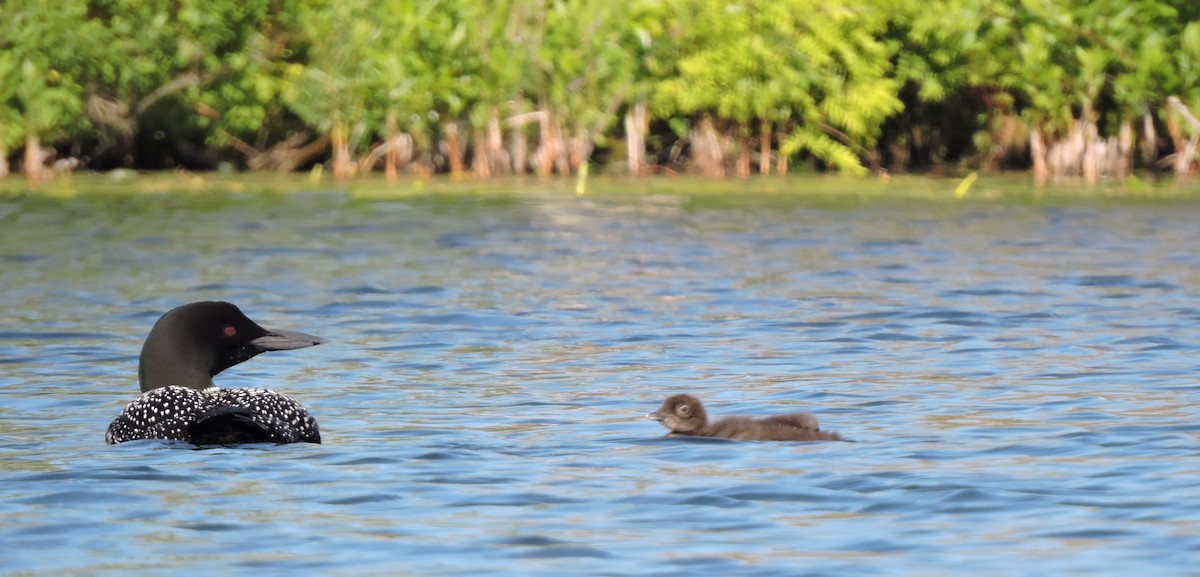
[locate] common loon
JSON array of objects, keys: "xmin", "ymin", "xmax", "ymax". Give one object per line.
[
  {"xmin": 106, "ymin": 301, "xmax": 325, "ymax": 445},
  {"xmin": 649, "ymin": 393, "xmax": 843, "ymax": 441}
]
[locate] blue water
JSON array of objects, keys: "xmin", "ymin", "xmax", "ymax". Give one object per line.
[{"xmin": 2, "ymin": 188, "xmax": 1199, "ymax": 575}]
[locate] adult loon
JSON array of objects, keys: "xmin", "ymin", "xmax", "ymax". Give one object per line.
[
  {"xmin": 106, "ymin": 301, "xmax": 325, "ymax": 445},
  {"xmin": 649, "ymin": 393, "xmax": 843, "ymax": 441}
]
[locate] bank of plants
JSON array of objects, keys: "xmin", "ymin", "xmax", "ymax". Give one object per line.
[{"xmin": 2, "ymin": 0, "xmax": 1199, "ymax": 185}]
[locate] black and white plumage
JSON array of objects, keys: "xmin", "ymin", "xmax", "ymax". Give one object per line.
[
  {"xmin": 106, "ymin": 386, "xmax": 320, "ymax": 444},
  {"xmin": 106, "ymin": 301, "xmax": 325, "ymax": 445}
]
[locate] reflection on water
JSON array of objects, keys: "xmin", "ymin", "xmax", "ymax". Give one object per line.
[{"xmin": 1, "ymin": 187, "xmax": 1199, "ymax": 576}]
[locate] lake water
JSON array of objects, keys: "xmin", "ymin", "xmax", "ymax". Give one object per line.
[{"xmin": 2, "ymin": 179, "xmax": 1199, "ymax": 576}]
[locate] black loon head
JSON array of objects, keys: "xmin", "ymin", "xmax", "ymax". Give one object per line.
[{"xmin": 137, "ymin": 301, "xmax": 325, "ymax": 393}]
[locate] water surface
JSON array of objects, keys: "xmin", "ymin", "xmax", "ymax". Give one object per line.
[{"xmin": 2, "ymin": 183, "xmax": 1199, "ymax": 575}]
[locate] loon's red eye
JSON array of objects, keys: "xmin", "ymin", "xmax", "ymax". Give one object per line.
[{"xmin": 224, "ymin": 326, "xmax": 237, "ymax": 337}]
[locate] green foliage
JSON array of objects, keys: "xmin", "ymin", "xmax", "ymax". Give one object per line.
[
  {"xmin": 0, "ymin": 1, "xmax": 97, "ymax": 148},
  {"xmin": 190, "ymin": 0, "xmax": 316, "ymax": 145},
  {"xmin": 4, "ymin": 0, "xmax": 1200, "ymax": 175},
  {"xmin": 654, "ymin": 0, "xmax": 901, "ymax": 172},
  {"xmin": 906, "ymin": 0, "xmax": 1200, "ymax": 141},
  {"xmin": 536, "ymin": 1, "xmax": 637, "ymax": 134},
  {"xmin": 785, "ymin": 126, "xmax": 868, "ymax": 175}
]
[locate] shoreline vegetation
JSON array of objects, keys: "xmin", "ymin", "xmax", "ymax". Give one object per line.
[
  {"xmin": 5, "ymin": 171, "xmax": 1198, "ymax": 203},
  {"xmin": 3, "ymin": 1, "xmax": 1200, "ymax": 189}
]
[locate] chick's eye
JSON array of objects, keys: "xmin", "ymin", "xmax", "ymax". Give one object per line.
[
  {"xmin": 223, "ymin": 326, "xmax": 237, "ymax": 337},
  {"xmin": 677, "ymin": 405, "xmax": 690, "ymax": 415}
]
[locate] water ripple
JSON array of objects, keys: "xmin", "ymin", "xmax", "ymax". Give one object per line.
[{"xmin": 1, "ymin": 194, "xmax": 1199, "ymax": 576}]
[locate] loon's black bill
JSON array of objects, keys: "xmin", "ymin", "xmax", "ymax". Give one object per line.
[{"xmin": 250, "ymin": 328, "xmax": 326, "ymax": 351}]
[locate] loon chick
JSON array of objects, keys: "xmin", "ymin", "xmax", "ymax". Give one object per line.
[
  {"xmin": 649, "ymin": 394, "xmax": 843, "ymax": 442},
  {"xmin": 106, "ymin": 301, "xmax": 325, "ymax": 445}
]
